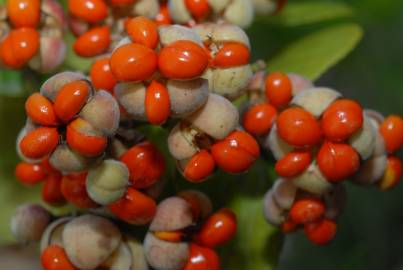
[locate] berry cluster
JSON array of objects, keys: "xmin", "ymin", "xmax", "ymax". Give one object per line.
[
  {"xmin": 242, "ymin": 71, "xmax": 402, "ymax": 244},
  {"xmin": 0, "ymin": 0, "xmax": 66, "ymax": 72},
  {"xmin": 68, "ymin": 0, "xmax": 160, "ymax": 57}
]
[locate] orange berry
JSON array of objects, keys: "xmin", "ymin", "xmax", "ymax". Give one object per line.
[
  {"xmin": 194, "ymin": 208, "xmax": 237, "ymax": 248},
  {"xmin": 153, "ymin": 231, "xmax": 185, "ymax": 242},
  {"xmin": 158, "ymin": 40, "xmax": 208, "ymax": 80},
  {"xmin": 156, "ymin": 3, "xmax": 172, "ymax": 26},
  {"xmin": 281, "ymin": 218, "xmax": 298, "ymax": 233},
  {"xmin": 317, "ymin": 141, "xmax": 360, "ymax": 182},
  {"xmin": 275, "ymin": 151, "xmax": 311, "ymax": 178},
  {"xmin": 66, "ymin": 118, "xmax": 107, "ymax": 157},
  {"xmin": 304, "ymin": 219, "xmax": 337, "ymax": 245},
  {"xmin": 125, "ymin": 16, "xmax": 159, "ymax": 49},
  {"xmin": 289, "ymin": 198, "xmax": 325, "ymax": 224},
  {"xmin": 145, "ymin": 80, "xmax": 171, "ymax": 125},
  {"xmin": 379, "ymin": 156, "xmax": 402, "ymax": 190},
  {"xmin": 73, "ymin": 26, "xmax": 111, "ymax": 57},
  {"xmin": 41, "ymin": 245, "xmax": 77, "ymax": 270},
  {"xmin": 211, "ymin": 130, "xmax": 260, "ymax": 174},
  {"xmin": 90, "ymin": 57, "xmax": 117, "ymax": 93},
  {"xmin": 61, "ymin": 173, "xmax": 99, "ymax": 208},
  {"xmin": 109, "ymin": 187, "xmax": 157, "ymax": 225},
  {"xmin": 7, "ymin": 0, "xmax": 41, "ymax": 28},
  {"xmin": 15, "ymin": 162, "xmax": 46, "ymax": 185},
  {"xmin": 110, "ymin": 43, "xmax": 158, "ymax": 82},
  {"xmin": 379, "ymin": 115, "xmax": 403, "ymax": 153},
  {"xmin": 20, "ymin": 127, "xmax": 59, "ymax": 159},
  {"xmin": 120, "ymin": 141, "xmax": 165, "ymax": 189},
  {"xmin": 321, "ymin": 99, "xmax": 363, "ymax": 142},
  {"xmin": 42, "ymin": 174, "xmax": 66, "ymax": 206},
  {"xmin": 265, "ymin": 72, "xmax": 292, "ymax": 108},
  {"xmin": 276, "ymin": 107, "xmax": 322, "ymax": 147},
  {"xmin": 68, "ymin": 0, "xmax": 108, "ymax": 24},
  {"xmin": 0, "ymin": 27, "xmax": 39, "ymax": 69},
  {"xmin": 184, "ymin": 244, "xmax": 220, "ymax": 270},
  {"xmin": 54, "ymin": 80, "xmax": 91, "ymax": 123},
  {"xmin": 243, "ymin": 103, "xmax": 277, "ymax": 136},
  {"xmin": 184, "ymin": 0, "xmax": 211, "ymax": 20},
  {"xmin": 184, "ymin": 150, "xmax": 216, "ymax": 182},
  {"xmin": 213, "ymin": 42, "xmax": 250, "ymax": 68},
  {"xmin": 25, "ymin": 93, "xmax": 58, "ymax": 126}
]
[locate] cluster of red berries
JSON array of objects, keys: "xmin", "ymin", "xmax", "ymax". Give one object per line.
[
  {"xmin": 0, "ymin": 0, "xmax": 66, "ymax": 72},
  {"xmin": 245, "ymin": 71, "xmax": 402, "ymax": 244},
  {"xmin": 68, "ymin": 0, "xmax": 160, "ymax": 58},
  {"xmin": 145, "ymin": 190, "xmax": 237, "ymax": 270}
]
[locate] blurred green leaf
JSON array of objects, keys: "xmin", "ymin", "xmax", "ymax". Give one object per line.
[
  {"xmin": 267, "ymin": 23, "xmax": 363, "ymax": 80},
  {"xmin": 265, "ymin": 2, "xmax": 354, "ymax": 27},
  {"xmin": 0, "ymin": 70, "xmax": 24, "ymax": 97}
]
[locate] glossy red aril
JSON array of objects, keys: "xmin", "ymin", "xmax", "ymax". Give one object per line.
[
  {"xmin": 145, "ymin": 80, "xmax": 171, "ymax": 125},
  {"xmin": 317, "ymin": 141, "xmax": 360, "ymax": 182},
  {"xmin": 243, "ymin": 103, "xmax": 277, "ymax": 136},
  {"xmin": 42, "ymin": 174, "xmax": 65, "ymax": 206},
  {"xmin": 275, "ymin": 151, "xmax": 311, "ymax": 178},
  {"xmin": 158, "ymin": 40, "xmax": 208, "ymax": 80},
  {"xmin": 41, "ymin": 245, "xmax": 77, "ymax": 270},
  {"xmin": 15, "ymin": 162, "xmax": 46, "ymax": 185},
  {"xmin": 277, "ymin": 107, "xmax": 322, "ymax": 147},
  {"xmin": 90, "ymin": 57, "xmax": 117, "ymax": 93},
  {"xmin": 109, "ymin": 187, "xmax": 157, "ymax": 225},
  {"xmin": 110, "ymin": 43, "xmax": 158, "ymax": 82},
  {"xmin": 213, "ymin": 42, "xmax": 250, "ymax": 68},
  {"xmin": 289, "ymin": 198, "xmax": 325, "ymax": 224},
  {"xmin": 184, "ymin": 244, "xmax": 220, "ymax": 270},
  {"xmin": 0, "ymin": 27, "xmax": 39, "ymax": 69},
  {"xmin": 184, "ymin": 0, "xmax": 211, "ymax": 20},
  {"xmin": 379, "ymin": 115, "xmax": 403, "ymax": 153},
  {"xmin": 304, "ymin": 219, "xmax": 337, "ymax": 245},
  {"xmin": 73, "ymin": 26, "xmax": 111, "ymax": 57},
  {"xmin": 265, "ymin": 72, "xmax": 292, "ymax": 108},
  {"xmin": 68, "ymin": 0, "xmax": 108, "ymax": 24},
  {"xmin": 61, "ymin": 173, "xmax": 98, "ymax": 208},
  {"xmin": 156, "ymin": 3, "xmax": 172, "ymax": 25},
  {"xmin": 184, "ymin": 150, "xmax": 215, "ymax": 182},
  {"xmin": 7, "ymin": 0, "xmax": 41, "ymax": 28},
  {"xmin": 120, "ymin": 141, "xmax": 165, "ymax": 189},
  {"xmin": 54, "ymin": 80, "xmax": 90, "ymax": 123},
  {"xmin": 19, "ymin": 127, "xmax": 59, "ymax": 159},
  {"xmin": 211, "ymin": 130, "xmax": 260, "ymax": 174},
  {"xmin": 194, "ymin": 208, "xmax": 237, "ymax": 248},
  {"xmin": 25, "ymin": 93, "xmax": 58, "ymax": 126},
  {"xmin": 321, "ymin": 99, "xmax": 363, "ymax": 142},
  {"xmin": 379, "ymin": 156, "xmax": 402, "ymax": 190},
  {"xmin": 125, "ymin": 16, "xmax": 159, "ymax": 49}
]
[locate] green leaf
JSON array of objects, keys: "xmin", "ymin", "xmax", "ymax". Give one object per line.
[
  {"xmin": 263, "ymin": 2, "xmax": 354, "ymax": 27},
  {"xmin": 267, "ymin": 23, "xmax": 364, "ymax": 81},
  {"xmin": 0, "ymin": 70, "xmax": 43, "ymax": 97}
]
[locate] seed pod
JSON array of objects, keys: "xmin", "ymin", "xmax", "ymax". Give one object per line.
[
  {"xmin": 144, "ymin": 232, "xmax": 189, "ymax": 270},
  {"xmin": 11, "ymin": 204, "xmax": 51, "ymax": 243},
  {"xmin": 291, "ymin": 163, "xmax": 332, "ymax": 195},
  {"xmin": 223, "ymin": 0, "xmax": 254, "ymax": 28},
  {"xmin": 158, "ymin": 25, "xmax": 203, "ymax": 47},
  {"xmin": 126, "ymin": 237, "xmax": 149, "ymax": 270},
  {"xmin": 187, "ymin": 94, "xmax": 239, "ymax": 140},
  {"xmin": 291, "ymin": 87, "xmax": 341, "ymax": 118},
  {"xmin": 62, "ymin": 214, "xmax": 122, "ymax": 270},
  {"xmin": 80, "ymin": 90, "xmax": 120, "ymax": 137},
  {"xmin": 101, "ymin": 242, "xmax": 132, "ymax": 270},
  {"xmin": 177, "ymin": 190, "xmax": 213, "ymax": 220},
  {"xmin": 115, "ymin": 82, "xmax": 147, "ymax": 120},
  {"xmin": 86, "ymin": 160, "xmax": 129, "ymax": 205},
  {"xmin": 271, "ymin": 178, "xmax": 297, "ymax": 210},
  {"xmin": 40, "ymin": 217, "xmax": 72, "ymax": 252},
  {"xmin": 368, "ymin": 117, "xmax": 387, "ymax": 157},
  {"xmin": 265, "ymin": 123, "xmax": 293, "ymax": 160},
  {"xmin": 168, "ymin": 123, "xmax": 199, "ymax": 160},
  {"xmin": 263, "ymin": 190, "xmax": 285, "ymax": 226},
  {"xmin": 207, "ymin": 0, "xmax": 231, "ymax": 13},
  {"xmin": 287, "ymin": 73, "xmax": 314, "ymax": 96},
  {"xmin": 167, "ymin": 78, "xmax": 209, "ymax": 118},
  {"xmin": 353, "ymin": 155, "xmax": 387, "ymax": 185},
  {"xmin": 167, "ymin": 0, "xmax": 193, "ymax": 25},
  {"xmin": 40, "ymin": 72, "xmax": 87, "ymax": 102},
  {"xmin": 28, "ymin": 35, "xmax": 66, "ymax": 73},
  {"xmin": 150, "ymin": 197, "xmax": 193, "ymax": 232},
  {"xmin": 49, "ymin": 144, "xmax": 96, "ymax": 173},
  {"xmin": 349, "ymin": 113, "xmax": 376, "ymax": 160},
  {"xmin": 132, "ymin": 0, "xmax": 159, "ymax": 18}
]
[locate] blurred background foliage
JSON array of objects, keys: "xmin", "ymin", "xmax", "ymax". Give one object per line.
[{"xmin": 0, "ymin": 0, "xmax": 402, "ymax": 269}]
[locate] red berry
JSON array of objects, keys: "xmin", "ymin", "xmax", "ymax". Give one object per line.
[
  {"xmin": 184, "ymin": 150, "xmax": 216, "ymax": 182},
  {"xmin": 41, "ymin": 245, "xmax": 77, "ymax": 270},
  {"xmin": 156, "ymin": 3, "xmax": 172, "ymax": 26},
  {"xmin": 379, "ymin": 156, "xmax": 402, "ymax": 190},
  {"xmin": 74, "ymin": 26, "xmax": 111, "ymax": 57},
  {"xmin": 7, "ymin": 0, "xmax": 41, "ymax": 28},
  {"xmin": 20, "ymin": 127, "xmax": 59, "ymax": 159},
  {"xmin": 275, "ymin": 151, "xmax": 311, "ymax": 178},
  {"xmin": 265, "ymin": 72, "xmax": 292, "ymax": 108},
  {"xmin": 145, "ymin": 80, "xmax": 171, "ymax": 125},
  {"xmin": 321, "ymin": 99, "xmax": 363, "ymax": 142},
  {"xmin": 379, "ymin": 115, "xmax": 403, "ymax": 153},
  {"xmin": 90, "ymin": 57, "xmax": 117, "ymax": 93},
  {"xmin": 184, "ymin": 0, "xmax": 211, "ymax": 20},
  {"xmin": 25, "ymin": 93, "xmax": 58, "ymax": 126},
  {"xmin": 15, "ymin": 162, "xmax": 46, "ymax": 185},
  {"xmin": 68, "ymin": 0, "xmax": 108, "ymax": 24},
  {"xmin": 289, "ymin": 198, "xmax": 325, "ymax": 224},
  {"xmin": 61, "ymin": 173, "xmax": 98, "ymax": 209},
  {"xmin": 304, "ymin": 219, "xmax": 337, "ymax": 245},
  {"xmin": 212, "ymin": 42, "xmax": 250, "ymax": 68},
  {"xmin": 125, "ymin": 16, "xmax": 159, "ymax": 49},
  {"xmin": 42, "ymin": 174, "xmax": 66, "ymax": 206},
  {"xmin": 243, "ymin": 103, "xmax": 277, "ymax": 136},
  {"xmin": 184, "ymin": 244, "xmax": 220, "ymax": 270}
]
